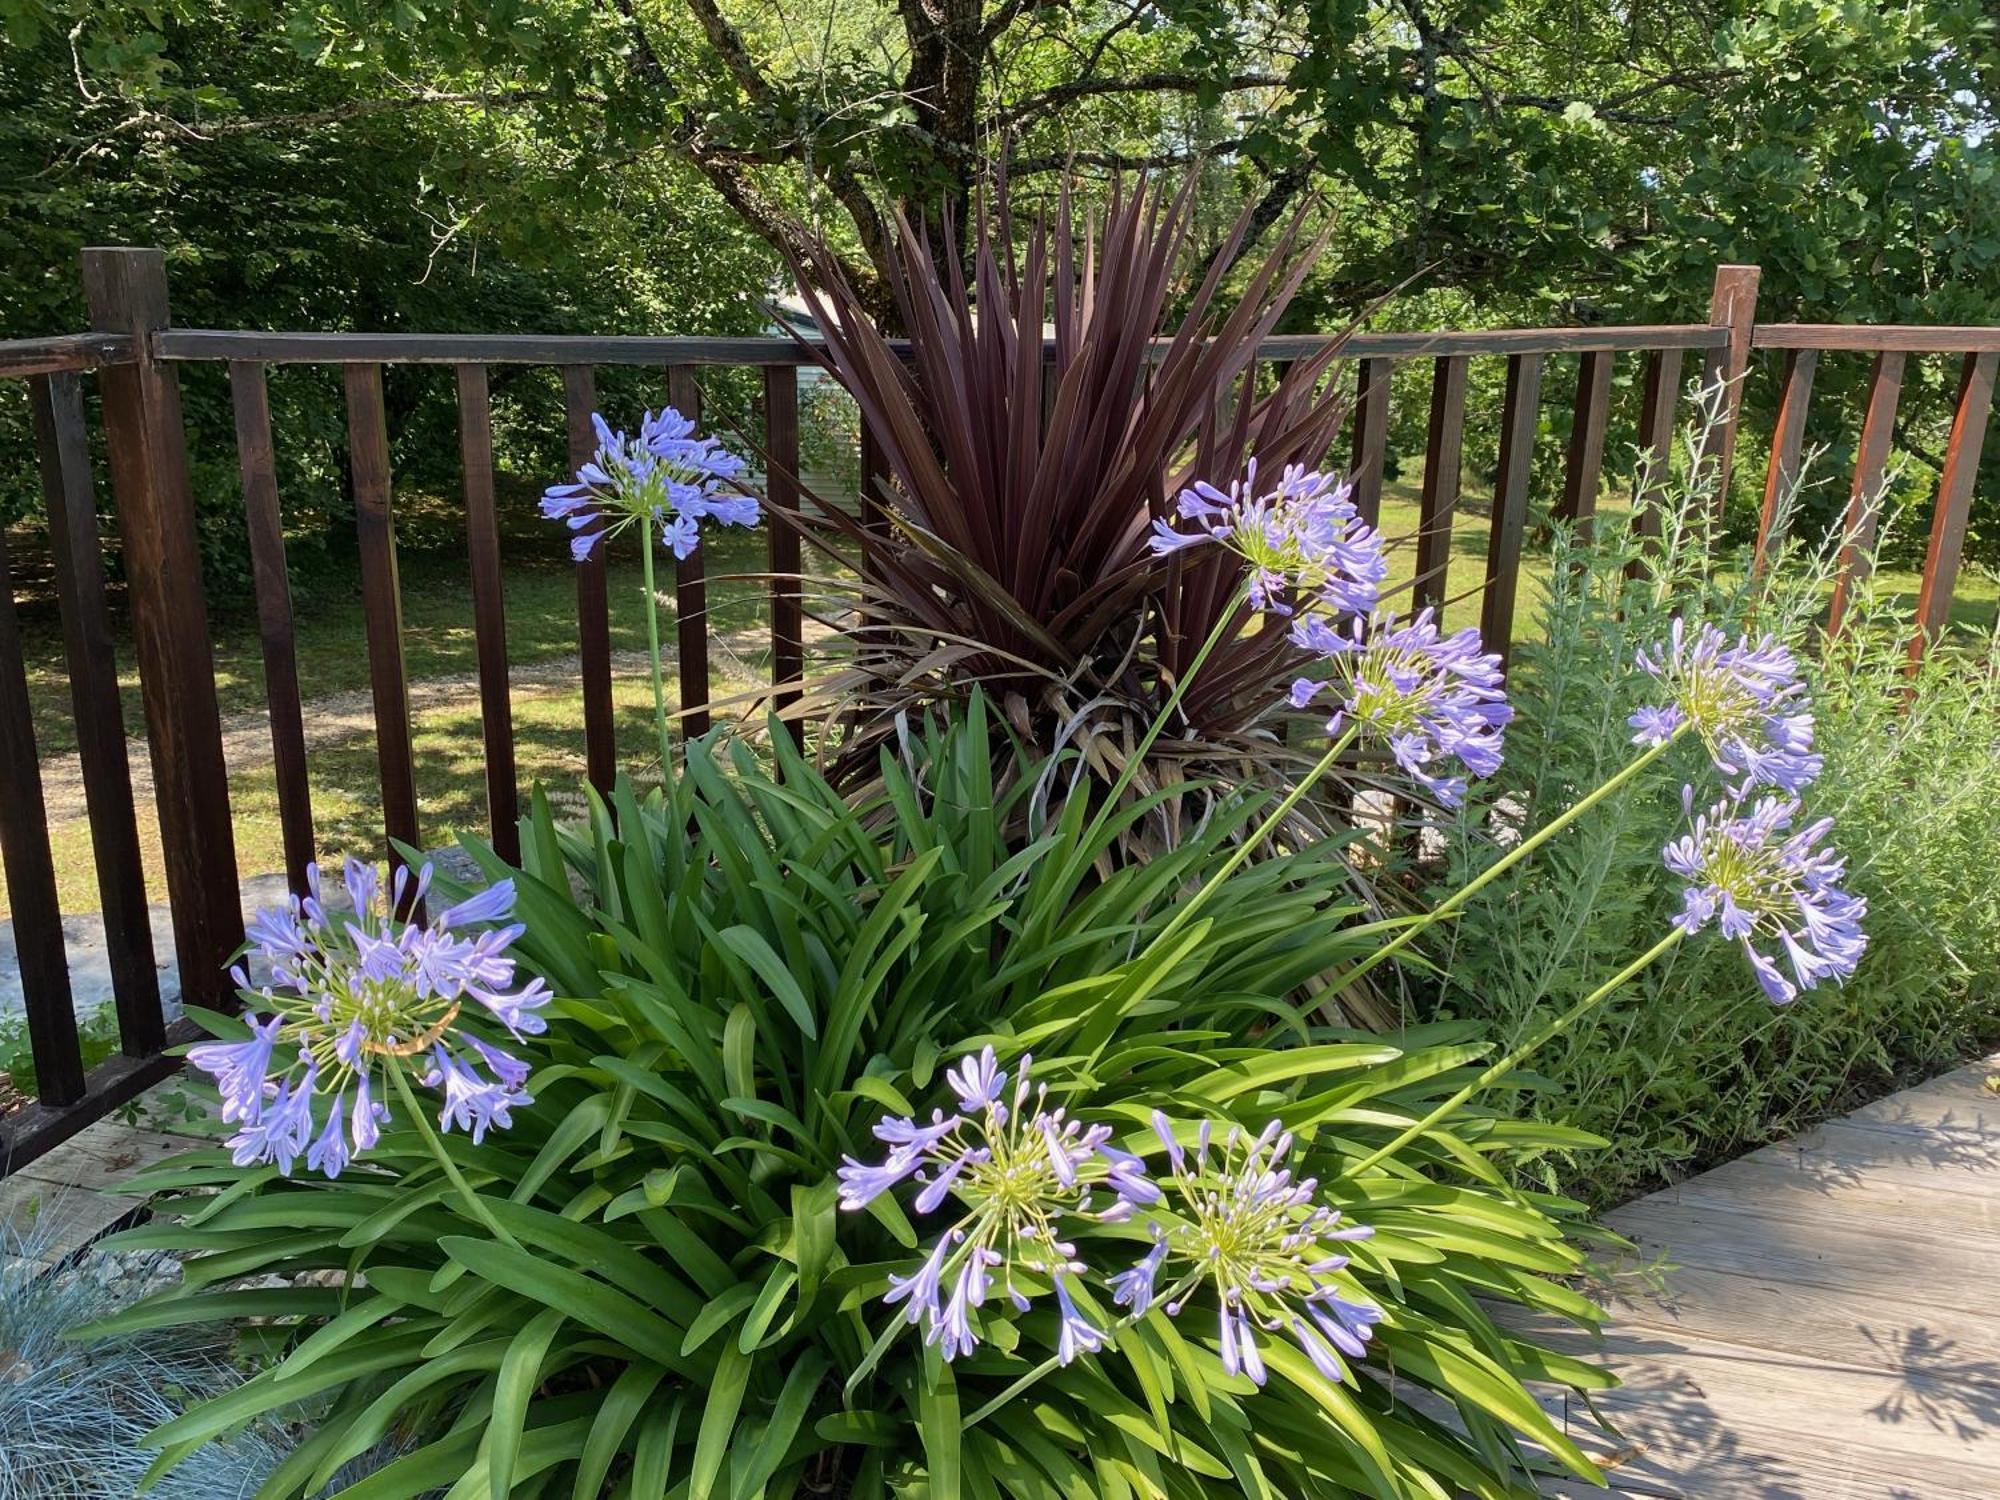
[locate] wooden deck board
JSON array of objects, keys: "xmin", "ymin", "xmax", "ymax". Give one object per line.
[
  {"xmin": 1, "ymin": 1081, "xmax": 213, "ymax": 1264},
  {"xmin": 1533, "ymin": 1054, "xmax": 2000, "ymax": 1498}
]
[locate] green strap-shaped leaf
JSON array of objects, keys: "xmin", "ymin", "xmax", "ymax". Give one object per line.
[
  {"xmin": 735, "ymin": 1349, "xmax": 828, "ymax": 1500},
  {"xmin": 66, "ymin": 1286, "xmax": 345, "ymax": 1339},
  {"xmin": 308, "ymin": 1338, "xmax": 517, "ymax": 1494},
  {"xmin": 630, "ymin": 1397, "xmax": 685, "ymax": 1498},
  {"xmin": 681, "ymin": 1283, "xmax": 759, "ymax": 1357},
  {"xmin": 143, "ymin": 1325, "xmax": 433, "ymax": 1450},
  {"xmin": 571, "ymin": 1361, "xmax": 667, "ymax": 1500},
  {"xmin": 717, "ymin": 923, "xmax": 819, "ymax": 1039},
  {"xmin": 791, "ymin": 1179, "xmax": 837, "ymax": 1308},
  {"xmin": 271, "ymin": 1296, "xmax": 408, "ymax": 1384},
  {"xmin": 738, "ymin": 1264, "xmax": 798, "ymax": 1353},
  {"xmin": 488, "ymin": 1307, "xmax": 569, "ymax": 1500},
  {"xmin": 438, "ymin": 1237, "xmax": 692, "ymax": 1375},
  {"xmin": 690, "ymin": 1341, "xmax": 754, "ymax": 1500},
  {"xmin": 918, "ymin": 1357, "xmax": 961, "ymax": 1500},
  {"xmin": 1183, "ymin": 1042, "xmax": 1409, "ymax": 1102}
]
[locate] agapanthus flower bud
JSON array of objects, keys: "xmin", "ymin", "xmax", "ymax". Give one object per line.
[
  {"xmin": 189, "ymin": 860, "xmax": 547, "ymax": 1177},
  {"xmin": 1631, "ymin": 620, "xmax": 1821, "ymax": 795},
  {"xmin": 1289, "ymin": 609, "xmax": 1512, "ymax": 807},
  {"xmin": 540, "ymin": 407, "xmax": 755, "ymax": 562},
  {"xmin": 841, "ymin": 1051, "xmax": 1152, "ymax": 1362},
  {"xmin": 1123, "ymin": 1118, "xmax": 1381, "ymax": 1387},
  {"xmin": 1664, "ymin": 790, "xmax": 1867, "ymax": 1003},
  {"xmin": 1149, "ymin": 460, "xmax": 1386, "ymax": 619}
]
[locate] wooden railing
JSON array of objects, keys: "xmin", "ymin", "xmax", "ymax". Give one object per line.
[{"xmin": 0, "ymin": 250, "xmax": 1993, "ymax": 1173}]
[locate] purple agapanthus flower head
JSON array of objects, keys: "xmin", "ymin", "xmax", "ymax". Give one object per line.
[
  {"xmin": 1631, "ymin": 620, "xmax": 1822, "ymax": 795},
  {"xmin": 1289, "ymin": 609, "xmax": 1513, "ymax": 807},
  {"xmin": 1150, "ymin": 459, "xmax": 1386, "ymax": 619},
  {"xmin": 189, "ymin": 859, "xmax": 549, "ymax": 1178},
  {"xmin": 1119, "ymin": 1118, "xmax": 1379, "ymax": 1387},
  {"xmin": 1664, "ymin": 790, "xmax": 1868, "ymax": 1003},
  {"xmin": 840, "ymin": 1049, "xmax": 1151, "ymax": 1363},
  {"xmin": 540, "ymin": 406, "xmax": 757, "ymax": 562}
]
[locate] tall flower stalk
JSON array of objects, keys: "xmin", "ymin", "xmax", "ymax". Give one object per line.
[
  {"xmin": 1128, "ymin": 453, "xmax": 1866, "ymax": 1165},
  {"xmin": 541, "ymin": 408, "xmax": 758, "ymax": 771}
]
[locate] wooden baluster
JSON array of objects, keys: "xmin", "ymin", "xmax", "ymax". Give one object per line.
[
  {"xmin": 1481, "ymin": 354, "xmax": 1544, "ymax": 671},
  {"xmin": 668, "ymin": 365, "xmax": 711, "ymax": 739},
  {"xmin": 764, "ymin": 366, "xmax": 805, "ymax": 747},
  {"xmin": 562, "ymin": 365, "xmax": 616, "ymax": 794},
  {"xmin": 1754, "ymin": 349, "xmax": 1819, "ymax": 570},
  {"xmin": 1628, "ymin": 347, "xmax": 1685, "ymax": 579},
  {"xmin": 1413, "ymin": 356, "xmax": 1467, "ymax": 617},
  {"xmin": 1826, "ymin": 352, "xmax": 1905, "ymax": 638},
  {"xmin": 0, "ymin": 523, "xmax": 85, "ymax": 1105},
  {"xmin": 1908, "ymin": 352, "xmax": 1997, "ymax": 671},
  {"xmin": 458, "ymin": 364, "xmax": 519, "ymax": 862},
  {"xmin": 33, "ymin": 370, "xmax": 164, "ymax": 1056},
  {"xmin": 81, "ymin": 247, "xmax": 241, "ymax": 1011},
  {"xmin": 229, "ymin": 362, "xmax": 315, "ymax": 898},
  {"xmin": 858, "ymin": 418, "xmax": 892, "ymax": 591},
  {"xmin": 1349, "ymin": 357, "xmax": 1394, "ymax": 528},
  {"xmin": 344, "ymin": 362, "xmax": 420, "ymax": 885},
  {"xmin": 1556, "ymin": 349, "xmax": 1614, "ymax": 540}
]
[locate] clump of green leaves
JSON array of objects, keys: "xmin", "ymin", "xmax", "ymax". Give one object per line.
[{"xmin": 113, "ymin": 700, "xmax": 1622, "ymax": 1498}]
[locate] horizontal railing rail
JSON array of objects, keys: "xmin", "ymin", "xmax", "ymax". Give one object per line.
[
  {"xmin": 0, "ymin": 332, "xmax": 137, "ymax": 378},
  {"xmin": 1752, "ymin": 324, "xmax": 2000, "ymax": 354},
  {"xmin": 149, "ymin": 324, "xmax": 1732, "ymax": 366},
  {"xmin": 2, "ymin": 251, "xmax": 1996, "ymax": 1177}
]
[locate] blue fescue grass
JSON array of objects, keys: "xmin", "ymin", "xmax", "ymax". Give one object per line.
[
  {"xmin": 0, "ymin": 1202, "xmax": 413, "ymax": 1499},
  {"xmin": 0, "ymin": 1206, "xmax": 285, "ymax": 1497}
]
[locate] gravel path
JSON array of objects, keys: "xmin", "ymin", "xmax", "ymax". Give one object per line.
[{"xmin": 32, "ymin": 623, "xmax": 829, "ymax": 824}]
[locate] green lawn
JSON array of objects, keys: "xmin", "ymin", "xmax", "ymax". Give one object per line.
[{"xmin": 4, "ymin": 467, "xmax": 1993, "ymax": 921}]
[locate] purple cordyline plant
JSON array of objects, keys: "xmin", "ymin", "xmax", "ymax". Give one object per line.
[
  {"xmin": 540, "ymin": 408, "xmax": 754, "ymax": 562},
  {"xmin": 1664, "ymin": 790, "xmax": 1868, "ymax": 1004},
  {"xmin": 1148, "ymin": 460, "xmax": 1386, "ymax": 619},
  {"xmin": 838, "ymin": 1048, "xmax": 1156, "ymax": 1363},
  {"xmin": 1113, "ymin": 1117, "xmax": 1382, "ymax": 1387},
  {"xmin": 189, "ymin": 860, "xmax": 549, "ymax": 1178},
  {"xmin": 1630, "ymin": 620, "xmax": 1821, "ymax": 795},
  {"xmin": 1287, "ymin": 609, "xmax": 1513, "ymax": 808}
]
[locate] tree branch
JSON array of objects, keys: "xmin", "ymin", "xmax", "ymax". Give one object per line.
[
  {"xmin": 95, "ymin": 87, "xmax": 560, "ymax": 142},
  {"xmin": 1004, "ymin": 72, "xmax": 1284, "ymax": 129},
  {"xmin": 682, "ymin": 0, "xmax": 781, "ymax": 106},
  {"xmin": 1008, "ymin": 140, "xmax": 1246, "ymax": 175}
]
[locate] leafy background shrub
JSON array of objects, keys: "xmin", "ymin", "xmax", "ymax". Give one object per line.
[
  {"xmin": 119, "ymin": 704, "xmax": 1622, "ymax": 1498},
  {"xmin": 1416, "ymin": 455, "xmax": 2000, "ymax": 1206}
]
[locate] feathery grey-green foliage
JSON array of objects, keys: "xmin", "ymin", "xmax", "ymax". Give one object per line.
[{"xmin": 1421, "ymin": 399, "xmax": 2000, "ymax": 1204}]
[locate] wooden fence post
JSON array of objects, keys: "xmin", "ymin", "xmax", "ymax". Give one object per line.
[
  {"xmin": 81, "ymin": 247, "xmax": 242, "ymax": 1012},
  {"xmin": 1703, "ymin": 264, "xmax": 1762, "ymax": 511}
]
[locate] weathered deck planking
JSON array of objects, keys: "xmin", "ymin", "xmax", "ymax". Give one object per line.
[
  {"xmin": 1534, "ymin": 1055, "xmax": 2000, "ymax": 1498},
  {"xmin": 0, "ymin": 1094, "xmax": 212, "ymax": 1267}
]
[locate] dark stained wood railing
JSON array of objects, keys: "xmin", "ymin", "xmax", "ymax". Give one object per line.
[{"xmin": 1, "ymin": 255, "xmax": 1996, "ymax": 1175}]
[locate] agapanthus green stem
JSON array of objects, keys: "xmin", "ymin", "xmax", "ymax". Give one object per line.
[
  {"xmin": 1338, "ymin": 730, "xmax": 1681, "ymax": 993},
  {"xmin": 963, "ymin": 1270, "xmax": 1202, "ymax": 1429},
  {"xmin": 1344, "ymin": 925, "xmax": 1686, "ymax": 1178},
  {"xmin": 1077, "ymin": 584, "xmax": 1250, "ymax": 852},
  {"xmin": 639, "ymin": 536, "xmax": 673, "ymax": 775},
  {"xmin": 388, "ymin": 1060, "xmax": 520, "ymax": 1249},
  {"xmin": 1147, "ymin": 726, "xmax": 1359, "ymax": 955}
]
